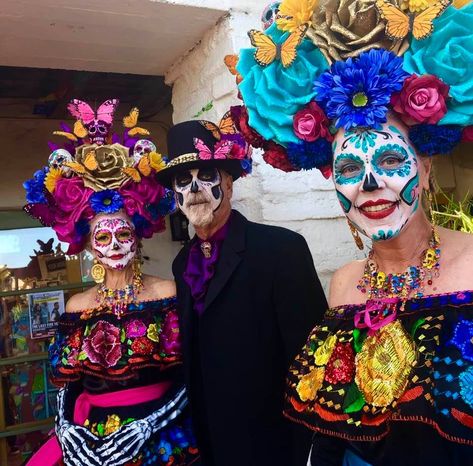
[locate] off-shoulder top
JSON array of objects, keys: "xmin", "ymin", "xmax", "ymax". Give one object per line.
[
  {"xmin": 284, "ymin": 290, "xmax": 473, "ymax": 460},
  {"xmin": 49, "ymin": 297, "xmax": 182, "ymax": 386}
]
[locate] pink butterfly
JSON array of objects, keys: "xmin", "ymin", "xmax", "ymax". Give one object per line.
[
  {"xmin": 23, "ymin": 204, "xmax": 55, "ymax": 227},
  {"xmin": 67, "ymin": 99, "xmax": 119, "ymax": 124},
  {"xmin": 193, "ymin": 138, "xmax": 233, "ymax": 160}
]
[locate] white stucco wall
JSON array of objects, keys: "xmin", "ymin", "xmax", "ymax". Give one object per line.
[{"xmin": 165, "ymin": 2, "xmax": 366, "ymax": 291}]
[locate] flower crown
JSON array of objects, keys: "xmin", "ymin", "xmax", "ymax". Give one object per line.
[
  {"xmin": 23, "ymin": 99, "xmax": 175, "ymax": 255},
  {"xmin": 229, "ymin": 0, "xmax": 473, "ymax": 175}
]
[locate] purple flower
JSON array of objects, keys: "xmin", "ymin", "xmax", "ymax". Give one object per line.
[
  {"xmin": 82, "ymin": 320, "xmax": 122, "ymax": 368},
  {"xmin": 450, "ymin": 319, "xmax": 473, "ymax": 362}
]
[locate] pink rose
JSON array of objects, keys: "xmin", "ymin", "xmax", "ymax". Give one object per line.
[
  {"xmin": 391, "ymin": 74, "xmax": 449, "ymax": 125},
  {"xmin": 160, "ymin": 311, "xmax": 181, "ymax": 355},
  {"xmin": 82, "ymin": 320, "xmax": 122, "ymax": 368},
  {"xmin": 53, "ymin": 177, "xmax": 94, "ymax": 249},
  {"xmin": 293, "ymin": 102, "xmax": 332, "ymax": 142}
]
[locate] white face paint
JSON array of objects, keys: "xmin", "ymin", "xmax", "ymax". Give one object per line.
[
  {"xmin": 333, "ymin": 118, "xmax": 420, "ymax": 242},
  {"xmin": 173, "ymin": 168, "xmax": 223, "ymax": 228},
  {"xmin": 133, "ymin": 139, "xmax": 156, "ymax": 165},
  {"xmin": 91, "ymin": 216, "xmax": 137, "ymax": 270}
]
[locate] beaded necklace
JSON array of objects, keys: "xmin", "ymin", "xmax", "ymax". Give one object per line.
[
  {"xmin": 96, "ymin": 271, "xmax": 144, "ymax": 318},
  {"xmin": 357, "ymin": 227, "xmax": 441, "ymax": 303}
]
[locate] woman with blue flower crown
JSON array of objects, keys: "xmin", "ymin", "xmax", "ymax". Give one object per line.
[
  {"xmin": 23, "ymin": 99, "xmax": 200, "ymax": 466},
  {"xmin": 233, "ymin": 0, "xmax": 473, "ymax": 464}
]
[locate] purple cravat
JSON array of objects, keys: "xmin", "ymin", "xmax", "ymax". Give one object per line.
[{"xmin": 183, "ymin": 219, "xmax": 230, "ymax": 315}]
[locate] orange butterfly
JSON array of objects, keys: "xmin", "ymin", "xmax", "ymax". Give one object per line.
[
  {"xmin": 224, "ymin": 54, "xmax": 243, "ymax": 84},
  {"xmin": 248, "ymin": 24, "xmax": 308, "ymax": 68},
  {"xmin": 201, "ymin": 111, "xmax": 237, "ymax": 140},
  {"xmin": 376, "ymin": 0, "xmax": 450, "ymax": 41}
]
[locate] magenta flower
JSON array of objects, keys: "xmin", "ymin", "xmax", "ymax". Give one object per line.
[
  {"xmin": 125, "ymin": 319, "xmax": 147, "ymax": 338},
  {"xmin": 82, "ymin": 320, "xmax": 122, "ymax": 368},
  {"xmin": 160, "ymin": 311, "xmax": 181, "ymax": 355}
]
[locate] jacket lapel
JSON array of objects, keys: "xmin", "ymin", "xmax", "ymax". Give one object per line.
[{"xmin": 203, "ymin": 210, "xmax": 246, "ymax": 311}]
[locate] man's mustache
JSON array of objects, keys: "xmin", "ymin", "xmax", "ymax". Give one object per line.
[{"xmin": 185, "ymin": 192, "xmax": 211, "ymax": 207}]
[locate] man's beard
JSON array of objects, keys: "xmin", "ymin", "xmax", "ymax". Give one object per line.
[{"xmin": 183, "ymin": 192, "xmax": 216, "ymax": 227}]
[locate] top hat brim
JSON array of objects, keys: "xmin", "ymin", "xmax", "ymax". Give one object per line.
[{"xmin": 156, "ymin": 157, "xmax": 243, "ymax": 188}]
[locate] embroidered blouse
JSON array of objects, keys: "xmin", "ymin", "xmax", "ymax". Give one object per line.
[
  {"xmin": 49, "ymin": 297, "xmax": 182, "ymax": 386},
  {"xmin": 284, "ymin": 290, "xmax": 473, "ymax": 452}
]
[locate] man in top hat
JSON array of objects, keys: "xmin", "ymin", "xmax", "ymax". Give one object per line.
[{"xmin": 156, "ymin": 119, "xmax": 327, "ymax": 466}]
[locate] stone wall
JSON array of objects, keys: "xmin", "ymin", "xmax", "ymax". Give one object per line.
[{"xmin": 165, "ymin": 1, "xmax": 366, "ymax": 291}]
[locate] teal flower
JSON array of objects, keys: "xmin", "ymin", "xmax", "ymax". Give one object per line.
[
  {"xmin": 237, "ymin": 23, "xmax": 328, "ymax": 147},
  {"xmin": 459, "ymin": 366, "xmax": 473, "ymax": 409},
  {"xmin": 403, "ymin": 3, "xmax": 473, "ymax": 126}
]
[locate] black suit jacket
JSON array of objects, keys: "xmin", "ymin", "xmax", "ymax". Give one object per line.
[{"xmin": 172, "ymin": 210, "xmax": 327, "ymax": 466}]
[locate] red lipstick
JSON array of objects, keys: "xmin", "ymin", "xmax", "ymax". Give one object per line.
[{"xmin": 358, "ymin": 199, "xmax": 398, "ymax": 220}]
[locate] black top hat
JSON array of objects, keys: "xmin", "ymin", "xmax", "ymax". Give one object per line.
[{"xmin": 156, "ymin": 120, "xmax": 243, "ymax": 188}]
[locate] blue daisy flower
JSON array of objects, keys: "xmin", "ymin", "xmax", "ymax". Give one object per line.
[
  {"xmin": 24, "ymin": 168, "xmax": 48, "ymax": 204},
  {"xmin": 89, "ymin": 190, "xmax": 123, "ymax": 214},
  {"xmin": 156, "ymin": 438, "xmax": 173, "ymax": 462},
  {"xmin": 314, "ymin": 49, "xmax": 408, "ymax": 130}
]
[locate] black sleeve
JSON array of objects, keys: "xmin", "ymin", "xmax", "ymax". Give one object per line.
[
  {"xmin": 310, "ymin": 433, "xmax": 347, "ymax": 466},
  {"xmin": 273, "ymin": 233, "xmax": 328, "ymax": 368}
]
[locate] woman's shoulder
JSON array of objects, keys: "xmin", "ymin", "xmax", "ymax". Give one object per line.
[
  {"xmin": 329, "ymin": 259, "xmax": 366, "ymax": 307},
  {"xmin": 65, "ymin": 287, "xmax": 97, "ymax": 313},
  {"xmin": 141, "ymin": 275, "xmax": 176, "ymax": 301}
]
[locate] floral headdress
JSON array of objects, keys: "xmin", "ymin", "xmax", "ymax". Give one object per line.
[
  {"xmin": 24, "ymin": 99, "xmax": 175, "ymax": 255},
  {"xmin": 230, "ymin": 0, "xmax": 473, "ymax": 176}
]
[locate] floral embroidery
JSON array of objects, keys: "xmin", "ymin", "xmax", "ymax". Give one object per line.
[
  {"xmin": 126, "ymin": 319, "xmax": 147, "ymax": 338},
  {"xmin": 450, "ymin": 319, "xmax": 473, "ymax": 362},
  {"xmin": 459, "ymin": 367, "xmax": 473, "ymax": 409},
  {"xmin": 83, "ymin": 320, "xmax": 122, "ymax": 368},
  {"xmin": 69, "ymin": 329, "xmax": 82, "ymax": 349},
  {"xmin": 160, "ymin": 311, "xmax": 181, "ymax": 355},
  {"xmin": 296, "ymin": 367, "xmax": 325, "ymax": 402},
  {"xmin": 324, "ymin": 342, "xmax": 355, "ymax": 385},
  {"xmin": 355, "ymin": 320, "xmax": 416, "ymax": 407},
  {"xmin": 131, "ymin": 336, "xmax": 154, "ymax": 354},
  {"xmin": 147, "ymin": 323, "xmax": 160, "ymax": 342},
  {"xmin": 314, "ymin": 334, "xmax": 337, "ymax": 366}
]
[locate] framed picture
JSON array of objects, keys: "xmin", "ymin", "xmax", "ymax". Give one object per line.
[{"xmin": 28, "ymin": 290, "xmax": 65, "ymax": 339}]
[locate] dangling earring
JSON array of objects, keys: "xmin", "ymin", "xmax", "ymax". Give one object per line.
[
  {"xmin": 348, "ymin": 220, "xmax": 364, "ymax": 250},
  {"xmin": 91, "ymin": 259, "xmax": 106, "ymax": 284},
  {"xmin": 427, "ymin": 190, "xmax": 436, "ymax": 226},
  {"xmin": 132, "ymin": 246, "xmax": 143, "ymax": 278}
]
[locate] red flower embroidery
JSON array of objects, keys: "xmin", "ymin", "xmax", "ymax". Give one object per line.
[
  {"xmin": 131, "ymin": 336, "xmax": 154, "ymax": 354},
  {"xmin": 324, "ymin": 342, "xmax": 355, "ymax": 385},
  {"xmin": 69, "ymin": 329, "xmax": 82, "ymax": 349},
  {"xmin": 82, "ymin": 320, "xmax": 122, "ymax": 368}
]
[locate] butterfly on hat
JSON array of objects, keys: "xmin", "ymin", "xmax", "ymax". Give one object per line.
[
  {"xmin": 376, "ymin": 0, "xmax": 450, "ymax": 41},
  {"xmin": 248, "ymin": 23, "xmax": 308, "ymax": 68}
]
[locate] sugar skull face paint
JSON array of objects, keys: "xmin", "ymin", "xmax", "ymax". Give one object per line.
[
  {"xmin": 172, "ymin": 168, "xmax": 223, "ymax": 227},
  {"xmin": 333, "ymin": 118, "xmax": 420, "ymax": 242},
  {"xmin": 91, "ymin": 216, "xmax": 137, "ymax": 270}
]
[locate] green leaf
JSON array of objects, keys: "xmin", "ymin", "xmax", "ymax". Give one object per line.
[
  {"xmin": 192, "ymin": 100, "xmax": 214, "ymax": 118},
  {"xmin": 128, "ymin": 349, "xmax": 133, "ymax": 355},
  {"xmin": 78, "ymin": 352, "xmax": 87, "ymax": 361},
  {"xmin": 411, "ymin": 318, "xmax": 426, "ymax": 338},
  {"xmin": 61, "ymin": 357, "xmax": 68, "ymax": 365},
  {"xmin": 120, "ymin": 329, "xmax": 126, "ymax": 343},
  {"xmin": 343, "ymin": 383, "xmax": 365, "ymax": 414},
  {"xmin": 353, "ymin": 328, "xmax": 367, "ymax": 353},
  {"xmin": 63, "ymin": 347, "xmax": 70, "ymax": 355}
]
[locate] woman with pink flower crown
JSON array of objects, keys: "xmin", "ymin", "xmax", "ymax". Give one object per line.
[
  {"xmin": 233, "ymin": 1, "xmax": 473, "ymax": 465},
  {"xmin": 23, "ymin": 99, "xmax": 200, "ymax": 466}
]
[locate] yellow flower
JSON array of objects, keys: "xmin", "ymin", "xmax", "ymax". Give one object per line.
[
  {"xmin": 401, "ymin": 0, "xmax": 430, "ymax": 12},
  {"xmin": 314, "ymin": 334, "xmax": 337, "ymax": 366},
  {"xmin": 296, "ymin": 366, "xmax": 325, "ymax": 402},
  {"xmin": 45, "ymin": 168, "xmax": 62, "ymax": 193},
  {"xmin": 104, "ymin": 414, "xmax": 121, "ymax": 435},
  {"xmin": 149, "ymin": 151, "xmax": 166, "ymax": 173},
  {"xmin": 147, "ymin": 323, "xmax": 160, "ymax": 342},
  {"xmin": 355, "ymin": 320, "xmax": 417, "ymax": 407},
  {"xmin": 276, "ymin": 0, "xmax": 317, "ymax": 32},
  {"xmin": 453, "ymin": 0, "xmax": 472, "ymax": 8}
]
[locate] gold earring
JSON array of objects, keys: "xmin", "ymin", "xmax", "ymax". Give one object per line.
[
  {"xmin": 348, "ymin": 220, "xmax": 364, "ymax": 250},
  {"xmin": 132, "ymin": 247, "xmax": 143, "ymax": 277},
  {"xmin": 427, "ymin": 190, "xmax": 436, "ymax": 226},
  {"xmin": 91, "ymin": 259, "xmax": 106, "ymax": 284}
]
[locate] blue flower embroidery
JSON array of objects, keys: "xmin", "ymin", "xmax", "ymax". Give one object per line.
[
  {"xmin": 459, "ymin": 367, "xmax": 473, "ymax": 409},
  {"xmin": 450, "ymin": 319, "xmax": 473, "ymax": 362}
]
